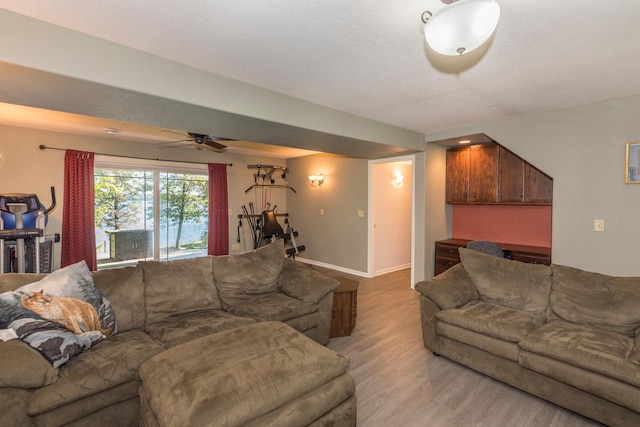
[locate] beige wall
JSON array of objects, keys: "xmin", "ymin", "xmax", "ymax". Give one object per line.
[
  {"xmin": 286, "ymin": 155, "xmax": 369, "ymax": 274},
  {"xmin": 0, "ymin": 125, "xmax": 290, "ymax": 270}
]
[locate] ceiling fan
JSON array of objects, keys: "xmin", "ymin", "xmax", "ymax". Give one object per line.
[{"xmin": 160, "ymin": 130, "xmax": 233, "ymax": 151}]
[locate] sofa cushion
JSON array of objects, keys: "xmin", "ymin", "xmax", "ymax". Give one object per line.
[
  {"xmin": 140, "ymin": 256, "xmax": 222, "ymax": 327},
  {"xmin": 0, "ymin": 273, "xmax": 46, "ymax": 292},
  {"xmin": 549, "ymin": 264, "xmax": 640, "ymax": 337},
  {"xmin": 147, "ymin": 309, "xmax": 256, "ymax": 348},
  {"xmin": 28, "ymin": 330, "xmax": 163, "ymax": 416},
  {"xmin": 92, "ymin": 265, "xmax": 144, "ymax": 332},
  {"xmin": 436, "ymin": 300, "xmax": 543, "ymax": 343},
  {"xmin": 0, "ymin": 261, "xmax": 117, "ymax": 368},
  {"xmin": 518, "ymin": 350, "xmax": 640, "ymax": 415},
  {"xmin": 437, "ymin": 322, "xmax": 522, "ymax": 361},
  {"xmin": 519, "ymin": 321, "xmax": 640, "ymax": 388},
  {"xmin": 0, "ymin": 338, "xmax": 58, "ymax": 388},
  {"xmin": 459, "ymin": 248, "xmax": 551, "ymax": 316},
  {"xmin": 226, "ymin": 292, "xmax": 316, "ymax": 322},
  {"xmin": 212, "ymin": 240, "xmax": 285, "ymax": 309}
]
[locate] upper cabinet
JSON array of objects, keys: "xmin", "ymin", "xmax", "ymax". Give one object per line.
[
  {"xmin": 470, "ymin": 144, "xmax": 499, "ymax": 203},
  {"xmin": 445, "ymin": 147, "xmax": 470, "ymax": 203},
  {"xmin": 446, "ymin": 143, "xmax": 552, "ymax": 205},
  {"xmin": 524, "ymin": 163, "xmax": 553, "ymax": 204}
]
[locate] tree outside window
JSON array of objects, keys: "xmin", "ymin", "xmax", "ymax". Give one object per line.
[
  {"xmin": 158, "ymin": 173, "xmax": 208, "ymax": 250},
  {"xmin": 95, "ymin": 167, "xmax": 208, "ymax": 269}
]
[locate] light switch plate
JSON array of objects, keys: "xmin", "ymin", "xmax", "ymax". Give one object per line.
[{"xmin": 594, "ymin": 219, "xmax": 605, "ymax": 232}]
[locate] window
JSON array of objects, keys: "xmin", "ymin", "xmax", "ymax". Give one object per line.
[{"xmin": 95, "ymin": 162, "xmax": 208, "ymax": 269}]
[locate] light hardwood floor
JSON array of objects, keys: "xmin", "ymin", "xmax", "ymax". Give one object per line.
[{"xmin": 322, "ymin": 268, "xmax": 603, "ymax": 427}]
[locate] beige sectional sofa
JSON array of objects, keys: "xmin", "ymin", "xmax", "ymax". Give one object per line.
[
  {"xmin": 416, "ymin": 248, "xmax": 640, "ymax": 427},
  {"xmin": 0, "ymin": 241, "xmax": 348, "ymax": 426}
]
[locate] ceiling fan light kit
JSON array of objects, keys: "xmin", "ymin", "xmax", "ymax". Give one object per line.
[{"xmin": 422, "ymin": 0, "xmax": 501, "ymax": 56}]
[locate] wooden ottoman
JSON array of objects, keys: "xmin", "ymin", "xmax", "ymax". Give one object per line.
[{"xmin": 138, "ymin": 321, "xmax": 356, "ymax": 427}]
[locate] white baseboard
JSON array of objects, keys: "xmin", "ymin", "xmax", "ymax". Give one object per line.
[
  {"xmin": 294, "ymin": 257, "xmax": 370, "ymax": 278},
  {"xmin": 373, "ymin": 263, "xmax": 411, "ymax": 277}
]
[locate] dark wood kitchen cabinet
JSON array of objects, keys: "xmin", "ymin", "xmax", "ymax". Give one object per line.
[
  {"xmin": 469, "ymin": 144, "xmax": 499, "ymax": 203},
  {"xmin": 445, "ymin": 147, "xmax": 470, "ymax": 203},
  {"xmin": 498, "ymin": 146, "xmax": 553, "ymax": 204},
  {"xmin": 524, "ymin": 163, "xmax": 553, "ymax": 204},
  {"xmin": 446, "ymin": 144, "xmax": 499, "ymax": 203},
  {"xmin": 446, "ymin": 143, "xmax": 552, "ymax": 205},
  {"xmin": 498, "ymin": 146, "xmax": 525, "ymax": 202}
]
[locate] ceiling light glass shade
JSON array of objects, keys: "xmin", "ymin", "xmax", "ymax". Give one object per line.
[{"xmin": 424, "ymin": 0, "xmax": 501, "ymax": 56}]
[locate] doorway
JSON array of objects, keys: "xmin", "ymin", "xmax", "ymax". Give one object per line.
[{"xmin": 368, "ymin": 155, "xmax": 415, "ymax": 283}]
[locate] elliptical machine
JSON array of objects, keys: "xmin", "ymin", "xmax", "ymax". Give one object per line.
[{"xmin": 0, "ymin": 187, "xmax": 57, "ymax": 273}]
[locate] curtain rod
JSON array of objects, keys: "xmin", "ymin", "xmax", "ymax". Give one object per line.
[{"xmin": 38, "ymin": 145, "xmax": 232, "ymax": 167}]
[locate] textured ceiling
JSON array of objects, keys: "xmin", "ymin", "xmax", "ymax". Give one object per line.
[{"xmin": 1, "ymin": 0, "xmax": 640, "ymax": 138}]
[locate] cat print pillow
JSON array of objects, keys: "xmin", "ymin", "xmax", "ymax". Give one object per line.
[{"xmin": 0, "ymin": 261, "xmax": 117, "ymax": 368}]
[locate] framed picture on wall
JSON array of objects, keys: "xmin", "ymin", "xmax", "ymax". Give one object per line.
[{"xmin": 626, "ymin": 142, "xmax": 640, "ymax": 184}]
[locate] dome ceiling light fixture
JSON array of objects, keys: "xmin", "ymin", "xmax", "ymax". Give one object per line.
[{"xmin": 421, "ymin": 0, "xmax": 501, "ymax": 56}]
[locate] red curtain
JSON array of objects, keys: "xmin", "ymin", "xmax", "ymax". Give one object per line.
[
  {"xmin": 208, "ymin": 163, "xmax": 229, "ymax": 256},
  {"xmin": 61, "ymin": 150, "xmax": 97, "ymax": 270}
]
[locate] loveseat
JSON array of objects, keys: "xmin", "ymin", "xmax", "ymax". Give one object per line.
[
  {"xmin": 0, "ymin": 240, "xmax": 345, "ymax": 426},
  {"xmin": 416, "ymin": 248, "xmax": 640, "ymax": 427}
]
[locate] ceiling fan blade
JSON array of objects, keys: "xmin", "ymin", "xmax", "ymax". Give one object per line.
[
  {"xmin": 158, "ymin": 139, "xmax": 192, "ymax": 148},
  {"xmin": 203, "ymin": 139, "xmax": 227, "ymax": 150},
  {"xmin": 162, "ymin": 129, "xmax": 189, "ymax": 137}
]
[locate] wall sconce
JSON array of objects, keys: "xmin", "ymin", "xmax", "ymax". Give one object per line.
[
  {"xmin": 309, "ymin": 174, "xmax": 324, "ymax": 187},
  {"xmin": 391, "ymin": 173, "xmax": 405, "ymax": 188}
]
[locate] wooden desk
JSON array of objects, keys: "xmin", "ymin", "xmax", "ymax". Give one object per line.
[
  {"xmin": 330, "ymin": 277, "xmax": 359, "ymax": 338},
  {"xmin": 435, "ymin": 239, "xmax": 551, "ymax": 276}
]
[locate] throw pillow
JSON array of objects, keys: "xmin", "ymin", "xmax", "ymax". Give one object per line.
[
  {"xmin": 459, "ymin": 248, "xmax": 552, "ymax": 316},
  {"xmin": 140, "ymin": 256, "xmax": 222, "ymax": 327},
  {"xmin": 212, "ymin": 240, "xmax": 285, "ymax": 309},
  {"xmin": 0, "ymin": 261, "xmax": 117, "ymax": 368}
]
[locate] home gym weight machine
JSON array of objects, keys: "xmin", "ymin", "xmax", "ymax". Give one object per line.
[
  {"xmin": 0, "ymin": 187, "xmax": 59, "ymax": 273},
  {"xmin": 237, "ymin": 165, "xmax": 305, "ymax": 258}
]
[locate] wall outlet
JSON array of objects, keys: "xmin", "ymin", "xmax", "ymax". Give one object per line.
[
  {"xmin": 594, "ymin": 219, "xmax": 605, "ymax": 232},
  {"xmin": 320, "ymin": 208, "xmax": 324, "ymax": 215},
  {"xmin": 358, "ymin": 210, "xmax": 365, "ymax": 218},
  {"xmin": 231, "ymin": 243, "xmax": 240, "ymax": 250}
]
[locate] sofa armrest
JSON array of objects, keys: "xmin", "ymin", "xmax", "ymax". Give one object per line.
[
  {"xmin": 0, "ymin": 339, "xmax": 58, "ymax": 388},
  {"xmin": 414, "ymin": 263, "xmax": 479, "ymax": 310},
  {"xmin": 277, "ymin": 259, "xmax": 339, "ymax": 304},
  {"xmin": 415, "ymin": 264, "xmax": 479, "ymax": 354}
]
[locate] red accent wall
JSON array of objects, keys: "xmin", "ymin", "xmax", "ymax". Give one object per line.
[{"xmin": 452, "ymin": 205, "xmax": 552, "ymax": 247}]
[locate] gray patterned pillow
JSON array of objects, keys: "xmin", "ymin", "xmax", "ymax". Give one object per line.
[{"xmin": 0, "ymin": 261, "xmax": 117, "ymax": 368}]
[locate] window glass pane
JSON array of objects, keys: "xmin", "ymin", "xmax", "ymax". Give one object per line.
[
  {"xmin": 95, "ymin": 169, "xmax": 153, "ymax": 269},
  {"xmin": 158, "ymin": 172, "xmax": 209, "ymax": 261}
]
